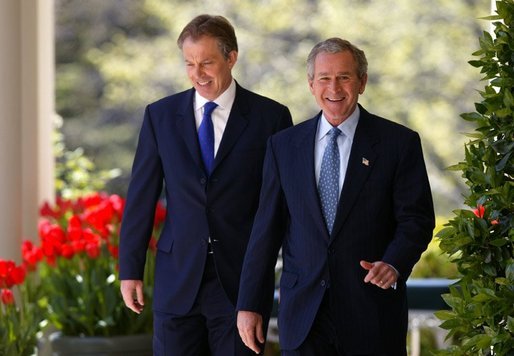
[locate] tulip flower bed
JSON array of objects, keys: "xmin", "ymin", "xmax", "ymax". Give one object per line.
[{"xmin": 0, "ymin": 192, "xmax": 165, "ymax": 354}]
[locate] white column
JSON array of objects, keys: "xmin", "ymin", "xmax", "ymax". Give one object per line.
[
  {"xmin": 0, "ymin": 0, "xmax": 54, "ymax": 262},
  {"xmin": 0, "ymin": 1, "xmax": 22, "ymax": 262}
]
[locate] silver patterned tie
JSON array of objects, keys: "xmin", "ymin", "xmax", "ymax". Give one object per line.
[{"xmin": 318, "ymin": 127, "xmax": 341, "ymax": 234}]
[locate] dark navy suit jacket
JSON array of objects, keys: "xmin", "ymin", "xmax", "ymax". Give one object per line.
[
  {"xmin": 237, "ymin": 106, "xmax": 435, "ymax": 354},
  {"xmin": 119, "ymin": 83, "xmax": 292, "ymax": 317}
]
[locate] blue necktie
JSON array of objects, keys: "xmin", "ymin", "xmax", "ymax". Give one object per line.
[
  {"xmin": 318, "ymin": 127, "xmax": 341, "ymax": 234},
  {"xmin": 198, "ymin": 102, "xmax": 218, "ymax": 174}
]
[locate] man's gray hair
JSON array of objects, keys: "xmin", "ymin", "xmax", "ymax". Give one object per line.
[{"xmin": 307, "ymin": 38, "xmax": 368, "ymax": 80}]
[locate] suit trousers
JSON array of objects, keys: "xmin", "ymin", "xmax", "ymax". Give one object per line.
[
  {"xmin": 281, "ymin": 291, "xmax": 390, "ymax": 356},
  {"xmin": 153, "ymin": 254, "xmax": 254, "ymax": 356}
]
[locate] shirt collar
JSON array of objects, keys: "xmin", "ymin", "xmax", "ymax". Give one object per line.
[
  {"xmin": 194, "ymin": 79, "xmax": 236, "ymax": 111},
  {"xmin": 317, "ymin": 105, "xmax": 360, "ymax": 142}
]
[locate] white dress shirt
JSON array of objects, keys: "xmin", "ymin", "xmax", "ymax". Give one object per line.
[{"xmin": 194, "ymin": 79, "xmax": 236, "ymax": 156}]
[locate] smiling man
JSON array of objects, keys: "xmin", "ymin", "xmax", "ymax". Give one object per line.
[
  {"xmin": 236, "ymin": 38, "xmax": 435, "ymax": 355},
  {"xmin": 118, "ymin": 14, "xmax": 292, "ymax": 356}
]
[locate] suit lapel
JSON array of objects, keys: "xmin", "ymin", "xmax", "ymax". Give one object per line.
[
  {"xmin": 175, "ymin": 89, "xmax": 206, "ymax": 173},
  {"xmin": 293, "ymin": 114, "xmax": 332, "ymax": 240},
  {"xmin": 174, "ymin": 84, "xmax": 250, "ymax": 176},
  {"xmin": 213, "ymin": 84, "xmax": 249, "ymax": 171},
  {"xmin": 331, "ymin": 108, "xmax": 378, "ymax": 238}
]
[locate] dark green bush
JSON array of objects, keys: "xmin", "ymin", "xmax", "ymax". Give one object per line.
[{"xmin": 435, "ymin": 1, "xmax": 514, "ymax": 355}]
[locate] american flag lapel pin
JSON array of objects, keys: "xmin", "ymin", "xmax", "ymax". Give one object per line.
[{"xmin": 362, "ymin": 157, "xmax": 369, "ymax": 166}]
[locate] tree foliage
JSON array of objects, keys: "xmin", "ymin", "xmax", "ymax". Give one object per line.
[
  {"xmin": 435, "ymin": 1, "xmax": 514, "ymax": 354},
  {"xmin": 55, "ymin": 0, "xmax": 489, "ymax": 216}
]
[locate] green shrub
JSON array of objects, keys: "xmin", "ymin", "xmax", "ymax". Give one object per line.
[{"xmin": 435, "ymin": 1, "xmax": 514, "ymax": 355}]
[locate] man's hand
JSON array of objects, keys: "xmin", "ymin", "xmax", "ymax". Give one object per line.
[
  {"xmin": 120, "ymin": 279, "xmax": 145, "ymax": 314},
  {"xmin": 360, "ymin": 260, "xmax": 398, "ymax": 289},
  {"xmin": 237, "ymin": 310, "xmax": 264, "ymax": 354}
]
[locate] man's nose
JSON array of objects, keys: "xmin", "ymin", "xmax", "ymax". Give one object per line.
[
  {"xmin": 329, "ymin": 80, "xmax": 341, "ymax": 92},
  {"xmin": 191, "ymin": 65, "xmax": 203, "ymax": 78}
]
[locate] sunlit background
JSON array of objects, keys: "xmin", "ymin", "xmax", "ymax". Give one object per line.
[{"xmin": 55, "ymin": 0, "xmax": 490, "ymax": 221}]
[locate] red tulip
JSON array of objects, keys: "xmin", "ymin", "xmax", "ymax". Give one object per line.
[
  {"xmin": 71, "ymin": 239, "xmax": 86, "ymax": 253},
  {"xmin": 108, "ymin": 245, "xmax": 119, "ymax": 259},
  {"xmin": 21, "ymin": 240, "xmax": 43, "ymax": 270},
  {"xmin": 109, "ymin": 194, "xmax": 125, "ymax": 218},
  {"xmin": 473, "ymin": 204, "xmax": 485, "ymax": 218},
  {"xmin": 10, "ymin": 265, "xmax": 26, "ymax": 285},
  {"xmin": 85, "ymin": 242, "xmax": 100, "ymax": 259},
  {"xmin": 154, "ymin": 202, "xmax": 167, "ymax": 226},
  {"xmin": 40, "ymin": 201, "xmax": 60, "ymax": 219},
  {"xmin": 81, "ymin": 192, "xmax": 103, "ymax": 208},
  {"xmin": 1, "ymin": 288, "xmax": 14, "ymax": 305},
  {"xmin": 39, "ymin": 220, "xmax": 66, "ymax": 244},
  {"xmin": 61, "ymin": 244, "xmax": 75, "ymax": 259},
  {"xmin": 0, "ymin": 260, "xmax": 25, "ymax": 288}
]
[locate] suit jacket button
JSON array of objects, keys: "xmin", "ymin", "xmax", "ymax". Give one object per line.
[
  {"xmin": 200, "ymin": 178, "xmax": 207, "ymax": 184},
  {"xmin": 320, "ymin": 280, "xmax": 326, "ymax": 287}
]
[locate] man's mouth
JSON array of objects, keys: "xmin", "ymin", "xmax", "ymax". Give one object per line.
[
  {"xmin": 197, "ymin": 80, "xmax": 211, "ymax": 86},
  {"xmin": 326, "ymin": 97, "xmax": 343, "ymax": 102}
]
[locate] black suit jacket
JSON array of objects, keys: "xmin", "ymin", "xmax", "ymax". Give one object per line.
[
  {"xmin": 237, "ymin": 106, "xmax": 435, "ymax": 353},
  {"xmin": 119, "ymin": 82, "xmax": 292, "ymax": 316}
]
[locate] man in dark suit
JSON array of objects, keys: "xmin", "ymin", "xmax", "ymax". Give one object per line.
[
  {"xmin": 237, "ymin": 37, "xmax": 435, "ymax": 355},
  {"xmin": 118, "ymin": 14, "xmax": 292, "ymax": 355}
]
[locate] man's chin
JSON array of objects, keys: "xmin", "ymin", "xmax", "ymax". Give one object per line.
[{"xmin": 195, "ymin": 88, "xmax": 215, "ymax": 100}]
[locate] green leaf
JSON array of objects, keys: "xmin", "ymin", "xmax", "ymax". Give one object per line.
[
  {"xmin": 463, "ymin": 132, "xmax": 484, "ymax": 139},
  {"xmin": 506, "ymin": 262, "xmax": 514, "ymax": 281},
  {"xmin": 468, "ymin": 60, "xmax": 483, "ymax": 68},
  {"xmin": 467, "ymin": 334, "xmax": 492, "ymax": 349},
  {"xmin": 504, "ymin": 87, "xmax": 514, "ymax": 107},
  {"xmin": 447, "ymin": 163, "xmax": 468, "ymax": 171},
  {"xmin": 434, "ymin": 310, "xmax": 457, "ymax": 321},
  {"xmin": 441, "ymin": 293, "xmax": 463, "ymax": 309},
  {"xmin": 478, "ymin": 15, "xmax": 501, "ymax": 21},
  {"xmin": 491, "ymin": 140, "xmax": 514, "ymax": 155},
  {"xmin": 436, "ymin": 226, "xmax": 456, "ymax": 239},
  {"xmin": 439, "ymin": 318, "xmax": 464, "ymax": 330},
  {"xmin": 496, "ymin": 151, "xmax": 512, "ymax": 171},
  {"xmin": 472, "ymin": 290, "xmax": 496, "ymax": 302},
  {"xmin": 495, "ymin": 107, "xmax": 512, "ymax": 118},
  {"xmin": 483, "ymin": 264, "xmax": 497, "ymax": 276},
  {"xmin": 460, "ymin": 112, "xmax": 484, "ymax": 121},
  {"xmin": 489, "ymin": 238, "xmax": 508, "ymax": 247},
  {"xmin": 507, "ymin": 316, "xmax": 514, "ymax": 333}
]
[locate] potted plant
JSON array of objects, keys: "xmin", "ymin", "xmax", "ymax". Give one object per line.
[{"xmin": 29, "ymin": 192, "xmax": 165, "ymax": 355}]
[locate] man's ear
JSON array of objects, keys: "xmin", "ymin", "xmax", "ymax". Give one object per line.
[
  {"xmin": 308, "ymin": 78, "xmax": 315, "ymax": 94},
  {"xmin": 359, "ymin": 73, "xmax": 368, "ymax": 95},
  {"xmin": 227, "ymin": 50, "xmax": 238, "ymax": 69}
]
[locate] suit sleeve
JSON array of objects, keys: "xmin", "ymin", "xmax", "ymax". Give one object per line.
[
  {"xmin": 118, "ymin": 105, "xmax": 164, "ymax": 280},
  {"xmin": 237, "ymin": 136, "xmax": 287, "ymax": 313},
  {"xmin": 276, "ymin": 105, "xmax": 293, "ymax": 132},
  {"xmin": 382, "ymin": 131, "xmax": 435, "ymax": 281}
]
